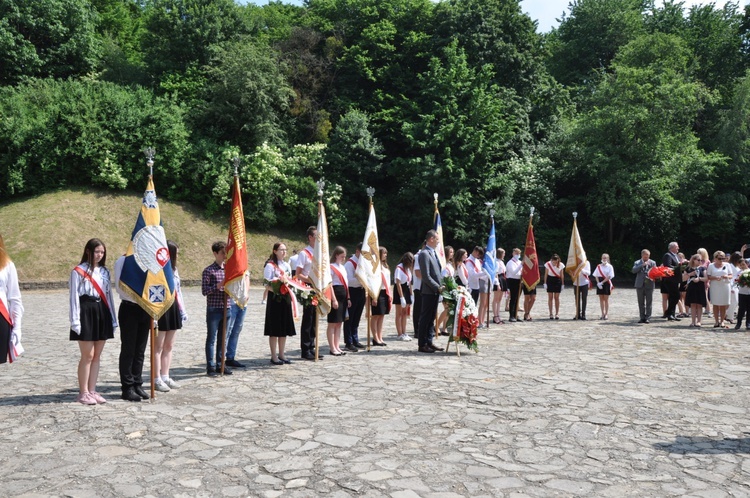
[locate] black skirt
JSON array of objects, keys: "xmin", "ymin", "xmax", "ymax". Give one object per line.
[
  {"xmin": 264, "ymin": 293, "xmax": 296, "ymax": 337},
  {"xmin": 70, "ymin": 296, "xmax": 114, "ymax": 341},
  {"xmin": 0, "ymin": 313, "xmax": 9, "ymax": 364},
  {"xmin": 371, "ymin": 289, "xmax": 390, "ymax": 315},
  {"xmin": 596, "ymin": 282, "xmax": 612, "ymax": 296},
  {"xmin": 327, "ymin": 285, "xmax": 347, "ymax": 323},
  {"xmin": 546, "ymin": 276, "xmax": 562, "ymax": 293},
  {"xmin": 685, "ymin": 282, "xmax": 707, "ymax": 307},
  {"xmin": 392, "ymin": 283, "xmax": 412, "ymax": 305},
  {"xmin": 157, "ymin": 300, "xmax": 183, "ymax": 331},
  {"xmin": 497, "ymin": 275, "xmax": 508, "ymax": 292}
]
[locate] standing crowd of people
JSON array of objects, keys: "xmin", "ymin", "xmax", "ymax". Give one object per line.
[{"xmin": 2, "ymin": 228, "xmax": 750, "ymax": 405}]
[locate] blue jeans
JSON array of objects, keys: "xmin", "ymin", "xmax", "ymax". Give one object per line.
[
  {"xmin": 225, "ymin": 303, "xmax": 246, "ymax": 360},
  {"xmin": 205, "ymin": 307, "xmax": 227, "ymax": 369}
]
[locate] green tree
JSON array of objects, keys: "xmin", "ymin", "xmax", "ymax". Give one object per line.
[
  {"xmin": 565, "ymin": 33, "xmax": 725, "ymax": 244},
  {"xmin": 0, "ymin": 0, "xmax": 101, "ymax": 84},
  {"xmin": 192, "ymin": 41, "xmax": 294, "ymax": 152},
  {"xmin": 323, "ymin": 109, "xmax": 384, "ymax": 238},
  {"xmin": 546, "ymin": 0, "xmax": 647, "ymax": 91}
]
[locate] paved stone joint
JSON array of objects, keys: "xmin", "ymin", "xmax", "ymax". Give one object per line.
[{"xmin": 1, "ymin": 288, "xmax": 750, "ymax": 496}]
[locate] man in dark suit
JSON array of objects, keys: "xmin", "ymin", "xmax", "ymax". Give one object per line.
[
  {"xmin": 662, "ymin": 242, "xmax": 682, "ymax": 321},
  {"xmin": 417, "ymin": 230, "xmax": 444, "ymax": 353},
  {"xmin": 632, "ymin": 249, "xmax": 656, "ymax": 323}
]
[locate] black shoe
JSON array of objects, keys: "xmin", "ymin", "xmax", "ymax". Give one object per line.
[
  {"xmin": 418, "ymin": 346, "xmax": 435, "ymax": 353},
  {"xmin": 220, "ymin": 366, "xmax": 233, "ymax": 375},
  {"xmin": 225, "ymin": 359, "xmax": 246, "ymax": 368},
  {"xmin": 207, "ymin": 367, "xmax": 218, "ymax": 377},
  {"xmin": 509, "ymin": 318, "xmax": 517, "ymax": 323},
  {"xmin": 644, "ymin": 319, "xmax": 650, "ymax": 324},
  {"xmin": 121, "ymin": 387, "xmax": 141, "ymax": 402},
  {"xmin": 279, "ymin": 357, "xmax": 292, "ymax": 364},
  {"xmin": 270, "ymin": 358, "xmax": 284, "ymax": 365},
  {"xmin": 354, "ymin": 342, "xmax": 365, "ymax": 349},
  {"xmin": 735, "ymin": 323, "xmax": 742, "ymax": 330},
  {"xmin": 329, "ymin": 351, "xmax": 342, "ymax": 356},
  {"xmin": 428, "ymin": 344, "xmax": 445, "ymax": 352},
  {"xmin": 133, "ymin": 385, "xmax": 149, "ymax": 400},
  {"xmin": 581, "ymin": 316, "xmax": 587, "ymax": 320},
  {"xmin": 345, "ymin": 344, "xmax": 359, "ymax": 352},
  {"xmin": 668, "ymin": 315, "xmax": 681, "ymax": 321},
  {"xmin": 303, "ymin": 354, "xmax": 323, "ymax": 360}
]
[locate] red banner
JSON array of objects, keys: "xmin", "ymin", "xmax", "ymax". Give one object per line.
[
  {"xmin": 521, "ymin": 220, "xmax": 540, "ymax": 291},
  {"xmin": 223, "ymin": 176, "xmax": 249, "ymax": 306}
]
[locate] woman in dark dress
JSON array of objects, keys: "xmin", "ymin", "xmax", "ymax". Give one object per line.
[
  {"xmin": 684, "ymin": 254, "xmax": 707, "ymax": 327},
  {"xmin": 327, "ymin": 246, "xmax": 349, "ymax": 356},
  {"xmin": 263, "ymin": 242, "xmax": 295, "ymax": 365}
]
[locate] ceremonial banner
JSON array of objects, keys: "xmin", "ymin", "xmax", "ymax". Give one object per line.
[
  {"xmin": 118, "ymin": 177, "xmax": 175, "ymax": 319},
  {"xmin": 521, "ymin": 220, "xmax": 540, "ymax": 291},
  {"xmin": 223, "ymin": 175, "xmax": 250, "ymax": 309},
  {"xmin": 311, "ymin": 201, "xmax": 332, "ymax": 314},
  {"xmin": 355, "ymin": 203, "xmax": 381, "ymax": 300},
  {"xmin": 565, "ymin": 217, "xmax": 587, "ymax": 280},
  {"xmin": 483, "ymin": 220, "xmax": 497, "ymax": 283},
  {"xmin": 434, "ymin": 207, "xmax": 446, "ymax": 269}
]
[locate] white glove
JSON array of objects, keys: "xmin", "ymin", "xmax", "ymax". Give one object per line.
[
  {"xmin": 181, "ymin": 312, "xmax": 189, "ymax": 322},
  {"xmin": 10, "ymin": 326, "xmax": 21, "ymax": 343},
  {"xmin": 71, "ymin": 322, "xmax": 82, "ymax": 335},
  {"xmin": 562, "ymin": 285, "xmax": 565, "ymax": 291},
  {"xmin": 9, "ymin": 329, "xmax": 23, "ymax": 357},
  {"xmin": 400, "ymin": 297, "xmax": 406, "ymax": 306},
  {"xmin": 597, "ymin": 282, "xmax": 603, "ymax": 289},
  {"xmin": 543, "ymin": 284, "xmax": 547, "ymax": 289}
]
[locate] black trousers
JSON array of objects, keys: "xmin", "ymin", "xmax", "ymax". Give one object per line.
[
  {"xmin": 118, "ymin": 301, "xmax": 151, "ymax": 389},
  {"xmin": 574, "ymin": 285, "xmax": 588, "ymax": 318},
  {"xmin": 507, "ymin": 278, "xmax": 521, "ymax": 319},
  {"xmin": 418, "ymin": 293, "xmax": 439, "ymax": 347},
  {"xmin": 344, "ymin": 287, "xmax": 365, "ymax": 345},
  {"xmin": 412, "ymin": 288, "xmax": 422, "ymax": 334},
  {"xmin": 664, "ymin": 279, "xmax": 680, "ymax": 317},
  {"xmin": 300, "ymin": 304, "xmax": 316, "ymax": 356},
  {"xmin": 737, "ymin": 294, "xmax": 750, "ymax": 328}
]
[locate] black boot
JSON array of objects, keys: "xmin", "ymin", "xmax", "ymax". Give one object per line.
[
  {"xmin": 121, "ymin": 387, "xmax": 141, "ymax": 402},
  {"xmin": 133, "ymin": 385, "xmax": 149, "ymax": 400}
]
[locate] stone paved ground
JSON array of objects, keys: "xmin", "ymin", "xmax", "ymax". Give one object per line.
[{"xmin": 2, "ymin": 288, "xmax": 750, "ymax": 497}]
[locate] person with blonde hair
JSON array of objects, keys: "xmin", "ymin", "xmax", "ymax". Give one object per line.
[
  {"xmin": 370, "ymin": 247, "xmax": 391, "ymax": 347},
  {"xmin": 327, "ymin": 246, "xmax": 349, "ymax": 356},
  {"xmin": 593, "ymin": 253, "xmax": 615, "ymax": 320},
  {"xmin": 0, "ymin": 234, "xmax": 23, "ymax": 366},
  {"xmin": 707, "ymin": 250, "xmax": 733, "ymax": 328},
  {"xmin": 697, "ymin": 247, "xmax": 711, "ymax": 317}
]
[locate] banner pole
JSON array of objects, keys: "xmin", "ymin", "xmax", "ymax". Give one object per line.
[
  {"xmin": 366, "ymin": 296, "xmax": 372, "ymax": 352},
  {"xmin": 150, "ymin": 318, "xmax": 156, "ymax": 400},
  {"xmin": 315, "ymin": 307, "xmax": 320, "ymax": 361}
]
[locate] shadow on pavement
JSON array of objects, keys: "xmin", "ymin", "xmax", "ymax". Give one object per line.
[{"xmin": 654, "ymin": 436, "xmax": 750, "ymax": 454}]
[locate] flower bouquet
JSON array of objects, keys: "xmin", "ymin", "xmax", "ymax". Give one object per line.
[
  {"xmin": 441, "ymin": 276, "xmax": 479, "ymax": 352},
  {"xmin": 264, "ymin": 279, "xmax": 291, "ymax": 303},
  {"xmin": 738, "ymin": 270, "xmax": 750, "ymax": 288},
  {"xmin": 288, "ymin": 278, "xmax": 319, "ymax": 307},
  {"xmin": 647, "ymin": 265, "xmax": 674, "ymax": 281}
]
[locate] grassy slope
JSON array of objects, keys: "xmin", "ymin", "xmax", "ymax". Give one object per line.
[{"xmin": 1, "ymin": 188, "xmax": 319, "ymax": 284}]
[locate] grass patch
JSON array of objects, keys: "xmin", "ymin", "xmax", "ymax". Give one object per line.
[{"xmin": 1, "ymin": 187, "xmax": 327, "ymax": 284}]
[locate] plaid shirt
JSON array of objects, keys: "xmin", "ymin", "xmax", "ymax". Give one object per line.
[{"xmin": 202, "ymin": 262, "xmax": 229, "ymax": 309}]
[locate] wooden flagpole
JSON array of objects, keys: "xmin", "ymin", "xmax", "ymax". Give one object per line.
[
  {"xmin": 220, "ymin": 300, "xmax": 228, "ymax": 374},
  {"xmin": 150, "ymin": 318, "xmax": 156, "ymax": 399}
]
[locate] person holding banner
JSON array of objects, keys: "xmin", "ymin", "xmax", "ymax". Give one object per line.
[
  {"xmin": 506, "ymin": 248, "xmax": 523, "ymax": 322},
  {"xmin": 0, "ymin": 234, "xmax": 23, "ymax": 366},
  {"xmin": 344, "ymin": 243, "xmax": 366, "ymax": 352},
  {"xmin": 393, "ymin": 252, "xmax": 414, "ymax": 341},
  {"xmin": 593, "ymin": 253, "xmax": 615, "ymax": 320},
  {"xmin": 263, "ymin": 242, "xmax": 295, "ymax": 364},
  {"xmin": 573, "ymin": 261, "xmax": 591, "ymax": 320},
  {"xmin": 492, "ymin": 248, "xmax": 507, "ymax": 323},
  {"xmin": 544, "ymin": 254, "xmax": 565, "ymax": 320},
  {"xmin": 154, "ymin": 241, "xmax": 187, "ymax": 392},
  {"xmin": 327, "ymin": 246, "xmax": 349, "ymax": 356},
  {"xmin": 296, "ymin": 227, "xmax": 321, "ymax": 360},
  {"xmin": 371, "ymin": 247, "xmax": 391, "ymax": 346},
  {"xmin": 202, "ymin": 241, "xmax": 233, "ymax": 376},
  {"xmin": 69, "ymin": 239, "xmax": 117, "ymax": 404}
]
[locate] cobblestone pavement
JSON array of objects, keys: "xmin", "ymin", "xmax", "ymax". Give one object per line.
[{"xmin": 2, "ymin": 288, "xmax": 750, "ymax": 497}]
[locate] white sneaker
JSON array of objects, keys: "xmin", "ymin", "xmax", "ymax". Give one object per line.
[
  {"xmin": 403, "ymin": 334, "xmax": 412, "ymax": 341},
  {"xmin": 261, "ymin": 300, "xmax": 267, "ymax": 305},
  {"xmin": 164, "ymin": 377, "xmax": 180, "ymax": 389},
  {"xmin": 154, "ymin": 379, "xmax": 170, "ymax": 392},
  {"xmin": 398, "ymin": 334, "xmax": 407, "ymax": 341}
]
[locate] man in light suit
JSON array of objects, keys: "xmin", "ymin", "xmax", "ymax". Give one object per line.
[
  {"xmin": 662, "ymin": 241, "xmax": 682, "ymax": 321},
  {"xmin": 632, "ymin": 249, "xmax": 656, "ymax": 323},
  {"xmin": 417, "ymin": 230, "xmax": 444, "ymax": 353}
]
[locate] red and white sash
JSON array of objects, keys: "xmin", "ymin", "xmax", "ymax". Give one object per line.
[
  {"xmin": 74, "ymin": 266, "xmax": 111, "ymax": 311},
  {"xmin": 396, "ymin": 263, "xmax": 411, "ymax": 284},
  {"xmin": 347, "ymin": 257, "xmax": 358, "ymax": 270},
  {"xmin": 330, "ymin": 265, "xmax": 349, "ymax": 299},
  {"xmin": 594, "ymin": 264, "xmax": 614, "ymax": 289},
  {"xmin": 545, "ymin": 262, "xmax": 562, "ymax": 279},
  {"xmin": 0, "ymin": 297, "xmax": 12, "ymax": 327}
]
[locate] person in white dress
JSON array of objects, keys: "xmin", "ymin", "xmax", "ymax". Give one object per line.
[
  {"xmin": 0, "ymin": 234, "xmax": 24, "ymax": 366},
  {"xmin": 707, "ymin": 250, "xmax": 733, "ymax": 328}
]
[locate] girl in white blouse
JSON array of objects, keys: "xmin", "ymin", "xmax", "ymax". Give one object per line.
[
  {"xmin": 69, "ymin": 238, "xmax": 118, "ymax": 405},
  {"xmin": 592, "ymin": 253, "xmax": 615, "ymax": 320},
  {"xmin": 0, "ymin": 234, "xmax": 24, "ymax": 366}
]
